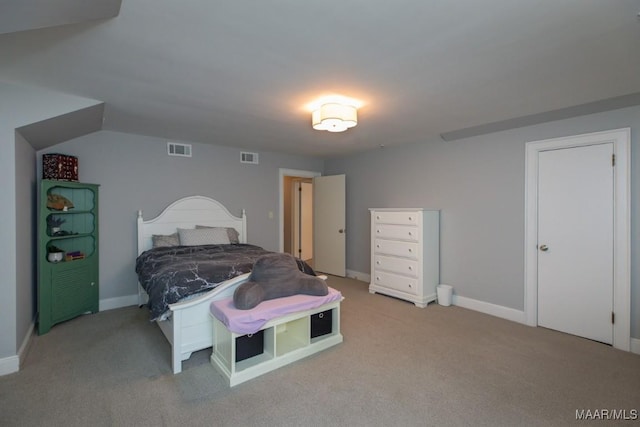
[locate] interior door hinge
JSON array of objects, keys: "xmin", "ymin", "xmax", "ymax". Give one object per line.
[
  {"xmin": 612, "ymin": 154, "xmax": 616, "ymax": 167},
  {"xmin": 611, "ymin": 312, "xmax": 615, "ymax": 324}
]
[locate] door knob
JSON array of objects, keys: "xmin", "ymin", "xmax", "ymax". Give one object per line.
[{"xmin": 539, "ymin": 244, "xmax": 549, "ymax": 252}]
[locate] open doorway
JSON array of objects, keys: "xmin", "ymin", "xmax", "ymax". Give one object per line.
[
  {"xmin": 279, "ymin": 169, "xmax": 321, "ymax": 266},
  {"xmin": 279, "ymin": 168, "xmax": 347, "ymax": 277},
  {"xmin": 284, "ymin": 178, "xmax": 313, "ymax": 264}
]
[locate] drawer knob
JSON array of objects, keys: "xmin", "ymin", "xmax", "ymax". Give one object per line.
[
  {"xmin": 408, "ymin": 248, "xmax": 412, "ymax": 252},
  {"xmin": 408, "ymin": 284, "xmax": 413, "ymax": 288},
  {"xmin": 376, "ymin": 229, "xmax": 380, "ymax": 233},
  {"xmin": 376, "ymin": 276, "xmax": 380, "ymax": 281},
  {"xmin": 318, "ymin": 312, "xmax": 324, "ymax": 319},
  {"xmin": 90, "ymin": 282, "xmax": 95, "ymax": 286},
  {"xmin": 247, "ymin": 333, "xmax": 253, "ymax": 338},
  {"xmin": 408, "ymin": 266, "xmax": 412, "ymax": 270},
  {"xmin": 408, "ymin": 216, "xmax": 412, "ymax": 221},
  {"xmin": 376, "ymin": 261, "xmax": 380, "ymax": 265},
  {"xmin": 376, "ymin": 244, "xmax": 380, "ymax": 248},
  {"xmin": 408, "ymin": 232, "xmax": 412, "ymax": 236},
  {"xmin": 376, "ymin": 216, "xmax": 380, "ymax": 220}
]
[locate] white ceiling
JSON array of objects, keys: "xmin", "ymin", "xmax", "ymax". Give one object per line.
[{"xmin": 1, "ymin": 0, "xmax": 639, "ymax": 157}]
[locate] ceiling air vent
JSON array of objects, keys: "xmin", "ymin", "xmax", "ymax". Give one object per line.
[
  {"xmin": 167, "ymin": 142, "xmax": 192, "ymax": 157},
  {"xmin": 240, "ymin": 151, "xmax": 259, "ymax": 164}
]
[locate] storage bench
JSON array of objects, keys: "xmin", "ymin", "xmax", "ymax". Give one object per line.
[{"xmin": 209, "ymin": 287, "xmax": 343, "ymax": 387}]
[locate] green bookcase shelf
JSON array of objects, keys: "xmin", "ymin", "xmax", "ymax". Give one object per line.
[{"xmin": 38, "ymin": 180, "xmax": 100, "ymax": 335}]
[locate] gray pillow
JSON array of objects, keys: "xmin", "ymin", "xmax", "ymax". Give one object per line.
[
  {"xmin": 152, "ymin": 233, "xmax": 180, "ymax": 248},
  {"xmin": 178, "ymin": 227, "xmax": 230, "ymax": 245},
  {"xmin": 196, "ymin": 225, "xmax": 240, "ymax": 244}
]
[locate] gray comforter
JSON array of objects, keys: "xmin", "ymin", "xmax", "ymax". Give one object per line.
[{"xmin": 135, "ymin": 244, "xmax": 315, "ymax": 320}]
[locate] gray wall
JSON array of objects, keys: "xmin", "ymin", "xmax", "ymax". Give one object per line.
[
  {"xmin": 14, "ymin": 132, "xmax": 36, "ymax": 350},
  {"xmin": 0, "ymin": 81, "xmax": 100, "ymax": 360},
  {"xmin": 0, "ymin": 128, "xmax": 17, "ymax": 360},
  {"xmin": 325, "ymin": 105, "xmax": 640, "ymax": 339},
  {"xmin": 39, "ymin": 131, "xmax": 324, "ymax": 301}
]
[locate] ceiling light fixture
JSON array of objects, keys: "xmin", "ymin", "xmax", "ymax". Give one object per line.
[{"xmin": 311, "ymin": 98, "xmax": 359, "ymax": 132}]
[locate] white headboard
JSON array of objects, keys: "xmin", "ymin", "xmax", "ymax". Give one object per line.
[{"xmin": 137, "ymin": 195, "xmax": 247, "ymax": 255}]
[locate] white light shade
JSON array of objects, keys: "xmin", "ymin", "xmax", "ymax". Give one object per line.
[{"xmin": 312, "ymin": 102, "xmax": 358, "ymax": 132}]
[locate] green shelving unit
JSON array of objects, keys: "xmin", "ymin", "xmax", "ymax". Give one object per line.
[{"xmin": 38, "ymin": 180, "xmax": 99, "ymax": 335}]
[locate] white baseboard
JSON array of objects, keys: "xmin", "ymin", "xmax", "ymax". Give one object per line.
[
  {"xmin": 2, "ymin": 295, "xmax": 139, "ymax": 377},
  {"xmin": 0, "ymin": 355, "xmax": 19, "ymax": 376},
  {"xmin": 0, "ymin": 321, "xmax": 35, "ymax": 377},
  {"xmin": 99, "ymin": 294, "xmax": 139, "ymax": 311},
  {"xmin": 452, "ymin": 295, "xmax": 640, "ymax": 354},
  {"xmin": 453, "ymin": 294, "xmax": 527, "ymax": 324},
  {"xmin": 345, "ymin": 269, "xmax": 370, "ymax": 283},
  {"xmin": 18, "ymin": 322, "xmax": 34, "ymax": 367}
]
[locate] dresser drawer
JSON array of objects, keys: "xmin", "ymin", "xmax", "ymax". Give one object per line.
[
  {"xmin": 372, "ymin": 271, "xmax": 418, "ymax": 295},
  {"xmin": 374, "ymin": 239, "xmax": 419, "ymax": 260},
  {"xmin": 374, "ymin": 224, "xmax": 419, "ymax": 242},
  {"xmin": 374, "ymin": 255, "xmax": 419, "ymax": 278},
  {"xmin": 373, "ymin": 211, "xmax": 419, "ymax": 226}
]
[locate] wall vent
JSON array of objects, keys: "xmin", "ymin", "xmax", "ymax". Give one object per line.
[
  {"xmin": 167, "ymin": 142, "xmax": 192, "ymax": 157},
  {"xmin": 240, "ymin": 151, "xmax": 259, "ymax": 164}
]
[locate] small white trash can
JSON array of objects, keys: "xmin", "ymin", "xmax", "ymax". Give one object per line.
[{"xmin": 436, "ymin": 284, "xmax": 453, "ymax": 306}]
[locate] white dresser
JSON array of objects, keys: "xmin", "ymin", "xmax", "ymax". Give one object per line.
[{"xmin": 369, "ymin": 208, "xmax": 440, "ymax": 307}]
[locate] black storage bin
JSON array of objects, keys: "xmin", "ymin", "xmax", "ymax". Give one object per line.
[
  {"xmin": 235, "ymin": 330, "xmax": 264, "ymax": 362},
  {"xmin": 310, "ymin": 310, "xmax": 333, "ymax": 338}
]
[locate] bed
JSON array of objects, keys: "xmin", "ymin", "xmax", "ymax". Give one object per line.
[{"xmin": 136, "ymin": 195, "xmax": 259, "ymax": 374}]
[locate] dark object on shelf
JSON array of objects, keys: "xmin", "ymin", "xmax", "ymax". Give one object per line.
[
  {"xmin": 235, "ymin": 330, "xmax": 264, "ymax": 362},
  {"xmin": 46, "ymin": 216, "xmax": 66, "ymax": 228},
  {"xmin": 47, "ymin": 245, "xmax": 64, "ymax": 254},
  {"xmin": 43, "ymin": 153, "xmax": 79, "ymax": 181},
  {"xmin": 65, "ymin": 252, "xmax": 85, "ymax": 261},
  {"xmin": 311, "ymin": 310, "xmax": 333, "ymax": 338}
]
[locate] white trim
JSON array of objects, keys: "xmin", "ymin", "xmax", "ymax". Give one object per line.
[
  {"xmin": 99, "ymin": 294, "xmax": 139, "ymax": 311},
  {"xmin": 524, "ymin": 128, "xmax": 630, "ymax": 351},
  {"xmin": 0, "ymin": 321, "xmax": 36, "ymax": 376},
  {"xmin": 452, "ymin": 295, "xmax": 527, "ymax": 324},
  {"xmin": 278, "ymin": 168, "xmax": 321, "ymax": 252},
  {"xmin": 346, "ymin": 269, "xmax": 370, "ymax": 283},
  {"xmin": 631, "ymin": 338, "xmax": 640, "ymax": 355},
  {"xmin": 18, "ymin": 322, "xmax": 34, "ymax": 366},
  {"xmin": 0, "ymin": 355, "xmax": 19, "ymax": 376}
]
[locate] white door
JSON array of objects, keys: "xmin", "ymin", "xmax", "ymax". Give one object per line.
[
  {"xmin": 537, "ymin": 143, "xmax": 613, "ymax": 344},
  {"xmin": 313, "ymin": 174, "xmax": 346, "ymax": 276}
]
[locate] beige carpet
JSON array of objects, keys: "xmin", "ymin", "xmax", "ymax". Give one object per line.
[{"xmin": 1, "ymin": 276, "xmax": 638, "ymax": 426}]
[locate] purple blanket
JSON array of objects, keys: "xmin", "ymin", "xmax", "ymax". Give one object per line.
[{"xmin": 210, "ymin": 287, "xmax": 342, "ymax": 334}]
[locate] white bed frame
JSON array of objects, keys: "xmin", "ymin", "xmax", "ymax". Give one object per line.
[{"xmin": 137, "ymin": 195, "xmax": 251, "ymax": 374}]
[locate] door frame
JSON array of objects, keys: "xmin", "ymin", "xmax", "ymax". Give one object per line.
[
  {"xmin": 292, "ymin": 180, "xmax": 313, "ymax": 260},
  {"xmin": 279, "ymin": 168, "xmax": 321, "ymax": 253},
  {"xmin": 524, "ymin": 128, "xmax": 630, "ymax": 351}
]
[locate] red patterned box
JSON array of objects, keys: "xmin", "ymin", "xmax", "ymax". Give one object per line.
[{"xmin": 43, "ymin": 154, "xmax": 78, "ymax": 181}]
